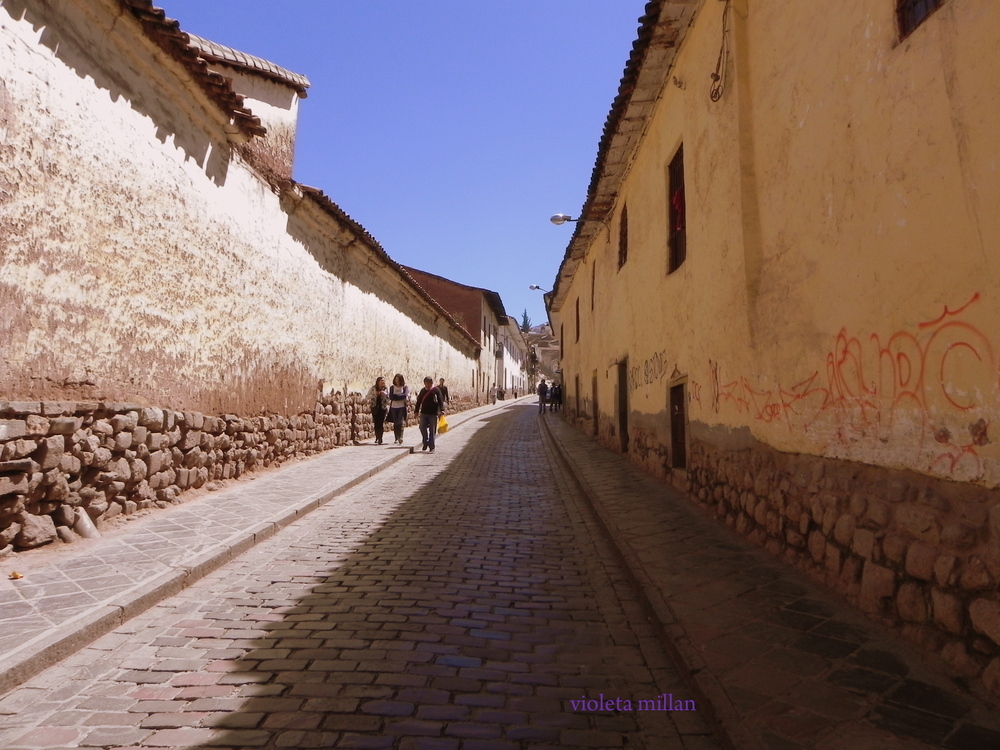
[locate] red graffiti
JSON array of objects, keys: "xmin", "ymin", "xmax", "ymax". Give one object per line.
[
  {"xmin": 689, "ymin": 380, "xmax": 702, "ymax": 408},
  {"xmin": 708, "ymin": 359, "xmax": 721, "ymax": 413},
  {"xmin": 712, "ymin": 295, "xmax": 996, "ymax": 478}
]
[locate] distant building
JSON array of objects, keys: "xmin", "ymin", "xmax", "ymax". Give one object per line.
[
  {"xmin": 498, "ymin": 317, "xmax": 529, "ymax": 397},
  {"xmin": 524, "ymin": 325, "xmax": 561, "ymax": 385},
  {"xmin": 402, "ymin": 268, "xmax": 512, "ymax": 403},
  {"xmin": 549, "ymin": 0, "xmax": 1000, "ymax": 692}
]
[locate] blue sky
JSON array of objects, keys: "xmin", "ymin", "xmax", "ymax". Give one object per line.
[{"xmin": 160, "ymin": 1, "xmax": 647, "ymax": 328}]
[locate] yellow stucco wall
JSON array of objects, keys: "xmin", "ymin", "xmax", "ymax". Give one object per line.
[{"xmin": 557, "ymin": 0, "xmax": 1000, "ymax": 488}]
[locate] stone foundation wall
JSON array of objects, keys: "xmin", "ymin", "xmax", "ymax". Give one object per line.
[
  {"xmin": 0, "ymin": 394, "xmax": 475, "ymax": 555},
  {"xmin": 564, "ymin": 408, "xmax": 1000, "ymax": 697},
  {"xmin": 684, "ymin": 435, "xmax": 1000, "ymax": 696}
]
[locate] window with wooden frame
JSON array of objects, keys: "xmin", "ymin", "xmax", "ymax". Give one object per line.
[
  {"xmin": 897, "ymin": 0, "xmax": 944, "ymax": 38},
  {"xmin": 668, "ymin": 145, "xmax": 686, "ymax": 273},
  {"xmin": 617, "ymin": 205, "xmax": 629, "ymax": 269}
]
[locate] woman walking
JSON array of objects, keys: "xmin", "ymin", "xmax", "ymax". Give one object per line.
[
  {"xmin": 388, "ymin": 373, "xmax": 409, "ymax": 444},
  {"xmin": 368, "ymin": 376, "xmax": 390, "ymax": 444}
]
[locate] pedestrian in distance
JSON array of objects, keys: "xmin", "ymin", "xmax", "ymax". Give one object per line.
[
  {"xmin": 415, "ymin": 376, "xmax": 445, "ymax": 453},
  {"xmin": 538, "ymin": 378, "xmax": 548, "ymax": 413},
  {"xmin": 388, "ymin": 373, "xmax": 409, "ymax": 444},
  {"xmin": 551, "ymin": 383, "xmax": 562, "ymax": 412},
  {"xmin": 368, "ymin": 376, "xmax": 390, "ymax": 444},
  {"xmin": 438, "ymin": 378, "xmax": 450, "ymax": 404}
]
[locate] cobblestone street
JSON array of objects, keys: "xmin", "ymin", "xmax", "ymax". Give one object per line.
[{"xmin": 0, "ymin": 403, "xmax": 715, "ymax": 749}]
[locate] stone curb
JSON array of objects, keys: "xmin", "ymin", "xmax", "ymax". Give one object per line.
[{"xmin": 539, "ymin": 415, "xmax": 764, "ymax": 750}]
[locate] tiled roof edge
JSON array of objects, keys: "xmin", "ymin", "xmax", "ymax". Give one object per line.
[
  {"xmin": 400, "ymin": 266, "xmax": 509, "ymax": 324},
  {"xmin": 119, "ymin": 0, "xmax": 265, "ymax": 137},
  {"xmin": 186, "ymin": 32, "xmax": 311, "ymax": 96},
  {"xmin": 550, "ymin": 0, "xmax": 696, "ymax": 310}
]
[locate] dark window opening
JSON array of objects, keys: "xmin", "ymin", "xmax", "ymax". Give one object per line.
[
  {"xmin": 898, "ymin": 0, "xmax": 943, "ymax": 38},
  {"xmin": 590, "ymin": 262, "xmax": 595, "ymax": 311},
  {"xmin": 668, "ymin": 145, "xmax": 686, "ymax": 273},
  {"xmin": 617, "ymin": 205, "xmax": 629, "ymax": 269}
]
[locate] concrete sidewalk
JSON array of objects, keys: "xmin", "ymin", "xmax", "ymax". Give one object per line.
[
  {"xmin": 539, "ymin": 414, "xmax": 1000, "ymax": 750},
  {"xmin": 0, "ymin": 397, "xmax": 520, "ymax": 697}
]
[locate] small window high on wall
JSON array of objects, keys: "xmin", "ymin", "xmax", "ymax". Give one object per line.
[
  {"xmin": 668, "ymin": 145, "xmax": 686, "ymax": 273},
  {"xmin": 897, "ymin": 0, "xmax": 943, "ymax": 38}
]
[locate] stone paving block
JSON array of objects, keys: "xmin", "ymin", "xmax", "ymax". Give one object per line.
[
  {"xmin": 337, "ymin": 734, "xmax": 395, "ymax": 749},
  {"xmin": 398, "ymin": 737, "xmax": 459, "ymax": 750},
  {"xmin": 203, "ymin": 711, "xmax": 264, "ymax": 729},
  {"xmin": 443, "ymin": 721, "xmax": 502, "ymax": 739},
  {"xmin": 561, "ymin": 727, "xmax": 626, "ymax": 747},
  {"xmin": 383, "ymin": 718, "xmax": 443, "ymax": 736},
  {"xmin": 8, "ymin": 726, "xmax": 83, "ymax": 747},
  {"xmin": 462, "ymin": 740, "xmax": 519, "ymax": 750},
  {"xmin": 321, "ymin": 714, "xmax": 382, "ymax": 732}
]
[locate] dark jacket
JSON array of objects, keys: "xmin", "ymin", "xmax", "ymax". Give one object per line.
[{"xmin": 415, "ymin": 386, "xmax": 445, "ymax": 416}]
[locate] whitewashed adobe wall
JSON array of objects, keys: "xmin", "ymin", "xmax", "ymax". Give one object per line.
[{"xmin": 0, "ymin": 0, "xmax": 478, "ymax": 415}]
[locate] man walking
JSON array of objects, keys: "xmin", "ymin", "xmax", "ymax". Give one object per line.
[
  {"xmin": 415, "ymin": 376, "xmax": 445, "ymax": 453},
  {"xmin": 537, "ymin": 379, "xmax": 548, "ymax": 414}
]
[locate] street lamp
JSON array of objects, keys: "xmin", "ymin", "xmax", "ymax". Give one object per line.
[
  {"xmin": 528, "ymin": 284, "xmax": 549, "ymax": 293},
  {"xmin": 549, "ymin": 214, "xmax": 578, "ymax": 225}
]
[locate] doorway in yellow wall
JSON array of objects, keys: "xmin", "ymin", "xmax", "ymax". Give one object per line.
[{"xmin": 670, "ymin": 382, "xmax": 687, "ymax": 469}]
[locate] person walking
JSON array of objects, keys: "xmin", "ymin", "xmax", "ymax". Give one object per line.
[
  {"xmin": 367, "ymin": 376, "xmax": 390, "ymax": 444},
  {"xmin": 538, "ymin": 379, "xmax": 548, "ymax": 413},
  {"xmin": 388, "ymin": 374, "xmax": 409, "ymax": 444},
  {"xmin": 415, "ymin": 376, "xmax": 445, "ymax": 453},
  {"xmin": 438, "ymin": 378, "xmax": 450, "ymax": 404}
]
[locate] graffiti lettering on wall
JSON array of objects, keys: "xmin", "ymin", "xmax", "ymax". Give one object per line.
[
  {"xmin": 689, "ymin": 380, "xmax": 702, "ymax": 408},
  {"xmin": 709, "ymin": 359, "xmax": 721, "ymax": 413},
  {"xmin": 712, "ymin": 294, "xmax": 996, "ymax": 480},
  {"xmin": 628, "ymin": 351, "xmax": 670, "ymax": 392}
]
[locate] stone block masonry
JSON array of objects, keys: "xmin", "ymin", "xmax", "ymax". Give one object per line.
[
  {"xmin": 683, "ymin": 436, "xmax": 1000, "ymax": 698},
  {"xmin": 0, "ymin": 393, "xmax": 476, "ymax": 556}
]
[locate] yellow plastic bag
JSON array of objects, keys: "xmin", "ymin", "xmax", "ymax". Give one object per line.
[{"xmin": 438, "ymin": 415, "xmax": 449, "ymax": 434}]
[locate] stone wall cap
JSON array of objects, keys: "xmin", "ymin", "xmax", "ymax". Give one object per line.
[
  {"xmin": 0, "ymin": 403, "xmax": 42, "ymax": 416},
  {"xmin": 185, "ymin": 32, "xmax": 311, "ymax": 96},
  {"xmin": 101, "ymin": 403, "xmax": 145, "ymax": 413}
]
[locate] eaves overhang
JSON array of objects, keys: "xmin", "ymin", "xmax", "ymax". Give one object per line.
[
  {"xmin": 119, "ymin": 0, "xmax": 266, "ymax": 138},
  {"xmin": 401, "ymin": 267, "xmax": 509, "ymax": 330},
  {"xmin": 549, "ymin": 0, "xmax": 700, "ymax": 314},
  {"xmin": 186, "ymin": 32, "xmax": 311, "ymax": 97}
]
